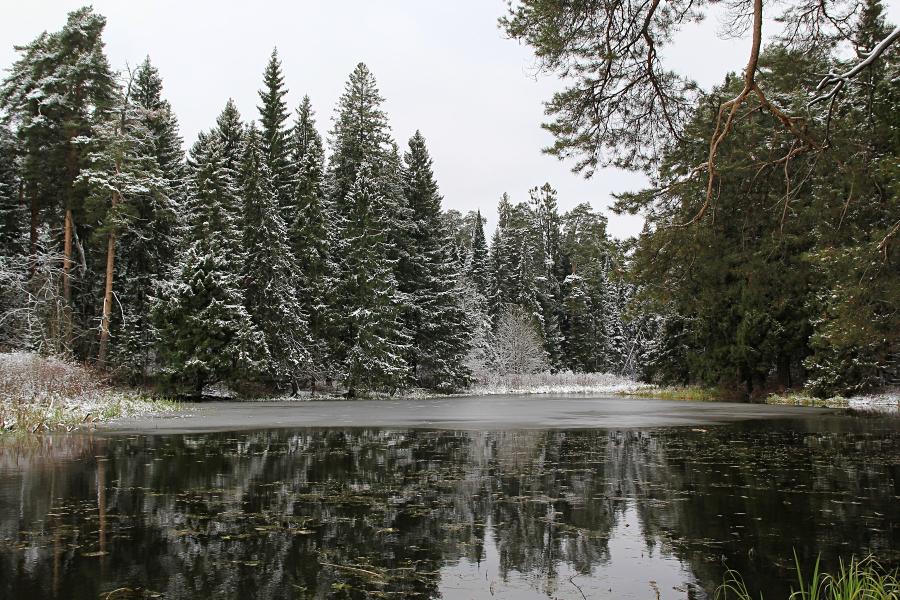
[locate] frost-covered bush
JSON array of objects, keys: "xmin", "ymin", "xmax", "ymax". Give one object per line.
[
  {"xmin": 470, "ymin": 370, "xmax": 642, "ymax": 395},
  {"xmin": 491, "ymin": 305, "xmax": 549, "ymax": 376}
]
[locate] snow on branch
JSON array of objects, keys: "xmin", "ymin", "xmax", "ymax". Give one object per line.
[{"xmin": 809, "ymin": 25, "xmax": 900, "ymax": 106}]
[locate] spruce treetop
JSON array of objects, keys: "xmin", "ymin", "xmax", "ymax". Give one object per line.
[{"xmin": 258, "ymin": 48, "xmax": 289, "ymax": 156}]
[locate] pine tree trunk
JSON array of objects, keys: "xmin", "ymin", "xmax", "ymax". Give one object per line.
[{"xmin": 97, "ymin": 224, "xmax": 116, "ymax": 369}]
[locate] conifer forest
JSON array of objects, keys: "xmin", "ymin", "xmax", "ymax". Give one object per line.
[
  {"xmin": 1, "ymin": 3, "xmax": 899, "ymax": 600},
  {"xmin": 0, "ymin": 2, "xmax": 897, "ymax": 402}
]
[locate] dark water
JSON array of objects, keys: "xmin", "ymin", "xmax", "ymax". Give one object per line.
[{"xmin": 0, "ymin": 406, "xmax": 897, "ymax": 599}]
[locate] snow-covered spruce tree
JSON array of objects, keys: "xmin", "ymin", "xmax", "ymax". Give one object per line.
[
  {"xmin": 468, "ymin": 210, "xmax": 492, "ymax": 301},
  {"xmin": 0, "ymin": 124, "xmax": 26, "ymax": 349},
  {"xmin": 489, "ymin": 193, "xmax": 521, "ymax": 313},
  {"xmin": 202, "ymin": 99, "xmax": 246, "ymax": 238},
  {"xmin": 108, "ymin": 58, "xmax": 184, "ymax": 378},
  {"xmin": 184, "ymin": 100, "xmax": 246, "ymax": 261},
  {"xmin": 332, "ymin": 163, "xmax": 410, "ymax": 396},
  {"xmin": 288, "ymin": 96, "xmax": 333, "ymax": 382},
  {"xmin": 559, "ymin": 202, "xmax": 617, "ymax": 371},
  {"xmin": 527, "ymin": 183, "xmax": 565, "ymax": 369},
  {"xmin": 327, "ymin": 63, "xmax": 415, "ymax": 291},
  {"xmin": 603, "ymin": 274, "xmax": 635, "ymax": 375},
  {"xmin": 0, "ymin": 227, "xmax": 67, "ymax": 352},
  {"xmin": 459, "ymin": 209, "xmax": 495, "ymax": 380},
  {"xmin": 561, "ymin": 272, "xmax": 595, "ymax": 371},
  {"xmin": 154, "ymin": 136, "xmax": 263, "ymax": 395},
  {"xmin": 327, "ymin": 63, "xmax": 412, "ymax": 393},
  {"xmin": 291, "ymin": 95, "xmax": 320, "ymax": 166},
  {"xmin": 257, "ymin": 48, "xmax": 293, "ymax": 215},
  {"xmin": 401, "ymin": 131, "xmax": 471, "ymax": 390},
  {"xmin": 241, "ymin": 124, "xmax": 312, "ymax": 391},
  {"xmin": 214, "ymin": 99, "xmax": 246, "ymax": 176},
  {"xmin": 328, "ymin": 63, "xmax": 394, "ymax": 207}
]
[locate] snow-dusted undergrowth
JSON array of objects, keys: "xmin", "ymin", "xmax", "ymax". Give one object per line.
[
  {"xmin": 467, "ymin": 371, "xmax": 646, "ymax": 396},
  {"xmin": 765, "ymin": 388, "xmax": 899, "ymax": 412},
  {"xmin": 0, "ymin": 352, "xmax": 177, "ymax": 432},
  {"xmin": 847, "ymin": 390, "xmax": 900, "ymax": 412}
]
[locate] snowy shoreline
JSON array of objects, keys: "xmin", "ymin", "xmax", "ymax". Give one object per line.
[{"xmin": 0, "ymin": 353, "xmax": 177, "ymax": 432}]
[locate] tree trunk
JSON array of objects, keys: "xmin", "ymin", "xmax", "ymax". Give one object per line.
[
  {"xmin": 62, "ymin": 208, "xmax": 74, "ymax": 350},
  {"xmin": 97, "ymin": 224, "xmax": 116, "ymax": 369},
  {"xmin": 24, "ymin": 182, "xmax": 37, "ymax": 279}
]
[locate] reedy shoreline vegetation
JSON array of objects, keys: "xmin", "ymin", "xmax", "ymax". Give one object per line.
[
  {"xmin": 717, "ymin": 554, "xmax": 900, "ymax": 600},
  {"xmin": 0, "ymin": 353, "xmax": 176, "ymax": 432}
]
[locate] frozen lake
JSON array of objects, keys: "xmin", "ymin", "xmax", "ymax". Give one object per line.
[
  {"xmin": 108, "ymin": 394, "xmax": 834, "ymax": 432},
  {"xmin": 1, "ymin": 396, "xmax": 897, "ymax": 599}
]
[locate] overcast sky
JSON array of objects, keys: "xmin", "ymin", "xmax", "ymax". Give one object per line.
[{"xmin": 3, "ymin": 1, "xmax": 898, "ymax": 238}]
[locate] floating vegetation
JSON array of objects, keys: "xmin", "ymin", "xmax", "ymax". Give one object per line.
[{"xmin": 0, "ymin": 416, "xmax": 897, "ymax": 598}]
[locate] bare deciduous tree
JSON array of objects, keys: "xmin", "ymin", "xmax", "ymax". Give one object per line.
[
  {"xmin": 0, "ymin": 229, "xmax": 69, "ymax": 355},
  {"xmin": 493, "ymin": 305, "xmax": 550, "ymax": 375}
]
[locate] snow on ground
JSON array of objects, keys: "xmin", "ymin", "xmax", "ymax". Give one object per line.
[
  {"xmin": 467, "ymin": 371, "xmax": 647, "ymax": 396},
  {"xmin": 0, "ymin": 352, "xmax": 177, "ymax": 432},
  {"xmin": 847, "ymin": 390, "xmax": 899, "ymax": 412},
  {"xmin": 765, "ymin": 388, "xmax": 899, "ymax": 412}
]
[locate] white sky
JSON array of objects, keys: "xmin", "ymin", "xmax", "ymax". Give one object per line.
[{"xmin": 2, "ymin": 0, "xmax": 898, "ymax": 239}]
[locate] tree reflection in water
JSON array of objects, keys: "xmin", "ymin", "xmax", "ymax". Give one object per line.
[{"xmin": 0, "ymin": 414, "xmax": 897, "ymax": 599}]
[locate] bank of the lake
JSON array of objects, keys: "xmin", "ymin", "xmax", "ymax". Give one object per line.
[{"xmin": 0, "ymin": 353, "xmax": 178, "ymax": 433}]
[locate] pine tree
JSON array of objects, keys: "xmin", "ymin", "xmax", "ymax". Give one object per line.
[
  {"xmin": 241, "ymin": 125, "xmax": 311, "ymax": 389},
  {"xmin": 0, "ymin": 6, "xmax": 117, "ymax": 355},
  {"xmin": 257, "ymin": 48, "xmax": 292, "ymax": 214},
  {"xmin": 333, "ymin": 163, "xmax": 410, "ymax": 395},
  {"xmin": 155, "ymin": 136, "xmax": 263, "ymax": 394},
  {"xmin": 78, "ymin": 68, "xmax": 166, "ymax": 369},
  {"xmin": 401, "ymin": 131, "xmax": 471, "ymax": 390},
  {"xmin": 288, "ymin": 96, "xmax": 332, "ymax": 380}
]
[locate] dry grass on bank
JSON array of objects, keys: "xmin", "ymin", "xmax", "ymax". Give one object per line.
[
  {"xmin": 0, "ymin": 352, "xmax": 177, "ymax": 432},
  {"xmin": 618, "ymin": 385, "xmax": 730, "ymax": 402}
]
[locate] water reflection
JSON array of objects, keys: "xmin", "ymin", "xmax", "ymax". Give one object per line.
[{"xmin": 0, "ymin": 415, "xmax": 897, "ymax": 599}]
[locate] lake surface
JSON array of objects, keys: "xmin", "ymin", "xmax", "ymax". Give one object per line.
[{"xmin": 0, "ymin": 396, "xmax": 897, "ymax": 599}]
